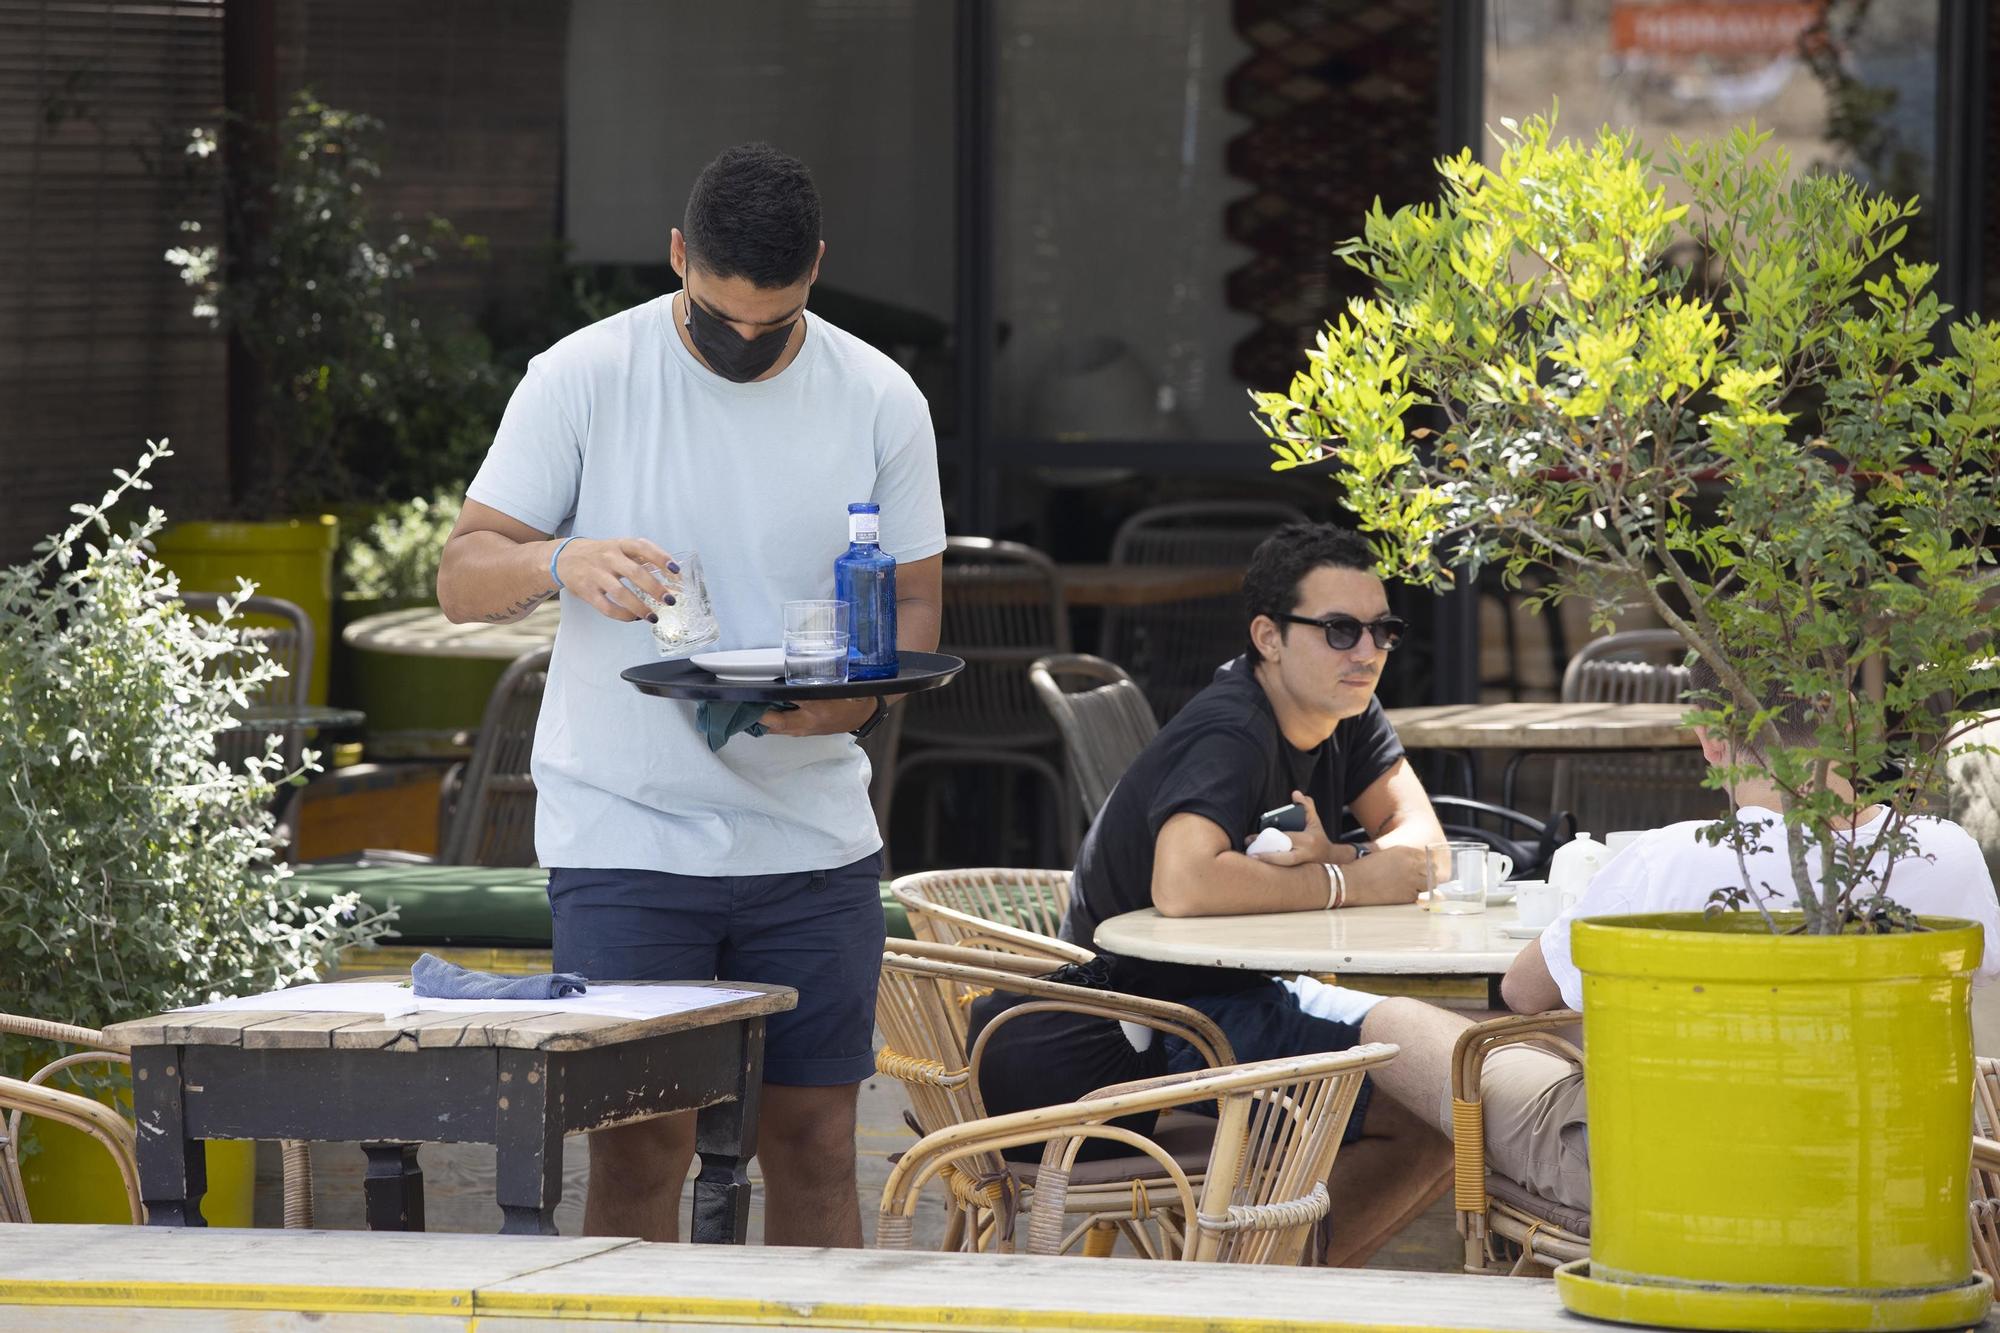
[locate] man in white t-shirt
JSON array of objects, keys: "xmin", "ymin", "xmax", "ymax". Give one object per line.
[
  {"xmin": 437, "ymin": 144, "xmax": 945, "ymax": 1245},
  {"xmin": 1352, "ymin": 657, "xmax": 2000, "ymax": 1213}
]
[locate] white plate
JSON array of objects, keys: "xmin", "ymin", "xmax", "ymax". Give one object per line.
[
  {"xmin": 1499, "ymin": 922, "xmax": 1546, "ymax": 940},
  {"xmin": 690, "ymin": 648, "xmax": 787, "ymax": 682},
  {"xmin": 1486, "ymin": 887, "xmax": 1517, "ymax": 906}
]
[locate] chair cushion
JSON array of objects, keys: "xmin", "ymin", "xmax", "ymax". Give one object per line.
[
  {"xmin": 1008, "ymin": 1110, "xmax": 1216, "ymax": 1188},
  {"xmin": 1485, "ymin": 1170, "xmax": 1591, "ymax": 1238}
]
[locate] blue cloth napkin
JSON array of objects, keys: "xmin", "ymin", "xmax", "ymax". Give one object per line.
[
  {"xmin": 411, "ymin": 952, "xmax": 587, "ymax": 1000},
  {"xmin": 695, "ymin": 699, "xmax": 796, "ymax": 751}
]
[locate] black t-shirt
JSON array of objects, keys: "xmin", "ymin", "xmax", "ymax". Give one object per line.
[{"xmin": 1057, "ymin": 655, "xmax": 1406, "ymax": 999}]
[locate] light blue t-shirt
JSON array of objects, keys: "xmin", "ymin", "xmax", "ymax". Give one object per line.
[{"xmin": 466, "ymin": 294, "xmax": 946, "ymax": 875}]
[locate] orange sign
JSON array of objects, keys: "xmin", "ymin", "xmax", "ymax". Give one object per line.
[{"xmin": 1609, "ymin": 2, "xmax": 1819, "ymax": 57}]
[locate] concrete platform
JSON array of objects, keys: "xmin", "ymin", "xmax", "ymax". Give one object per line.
[{"xmin": 0, "ymin": 1223, "xmax": 1607, "ymax": 1332}]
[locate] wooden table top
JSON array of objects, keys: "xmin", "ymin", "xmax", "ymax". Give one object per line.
[
  {"xmin": 1383, "ymin": 701, "xmax": 1697, "ymax": 751},
  {"xmin": 1093, "ymin": 902, "xmax": 1535, "ymax": 977},
  {"xmin": 342, "ymin": 601, "xmax": 560, "ymax": 661},
  {"xmin": 105, "ymin": 977, "xmax": 796, "ymax": 1053}
]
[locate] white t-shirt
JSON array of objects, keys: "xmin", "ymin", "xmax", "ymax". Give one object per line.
[
  {"xmin": 1539, "ymin": 806, "xmax": 2000, "ymax": 1008},
  {"xmin": 466, "ymin": 295, "xmax": 946, "ymax": 875}
]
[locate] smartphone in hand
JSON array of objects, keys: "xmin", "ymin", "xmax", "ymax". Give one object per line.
[{"xmin": 1259, "ymin": 803, "xmax": 1306, "ymax": 833}]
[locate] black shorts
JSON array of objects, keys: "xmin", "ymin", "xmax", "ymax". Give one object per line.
[{"xmin": 546, "ymin": 853, "xmax": 884, "ymax": 1087}]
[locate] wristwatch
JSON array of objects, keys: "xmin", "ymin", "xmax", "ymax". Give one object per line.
[{"xmin": 851, "ymin": 696, "xmax": 892, "ymax": 740}]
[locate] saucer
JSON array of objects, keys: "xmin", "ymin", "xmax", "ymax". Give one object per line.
[
  {"xmin": 690, "ymin": 648, "xmax": 786, "ymax": 682},
  {"xmin": 1499, "ymin": 922, "xmax": 1547, "ymax": 940},
  {"xmin": 1486, "ymin": 886, "xmax": 1517, "ymax": 906}
]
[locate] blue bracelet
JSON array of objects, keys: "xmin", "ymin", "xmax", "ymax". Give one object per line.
[{"xmin": 549, "ymin": 535, "xmax": 581, "ymax": 592}]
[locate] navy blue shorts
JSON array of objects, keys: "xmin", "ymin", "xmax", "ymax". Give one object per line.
[
  {"xmin": 1162, "ymin": 980, "xmax": 1375, "ymax": 1144},
  {"xmin": 546, "ymin": 852, "xmax": 885, "ymax": 1087}
]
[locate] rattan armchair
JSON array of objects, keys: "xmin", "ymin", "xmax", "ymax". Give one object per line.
[
  {"xmin": 891, "ymin": 867, "xmax": 1073, "ymax": 941},
  {"xmin": 875, "ymin": 940, "xmax": 1233, "ymax": 1257},
  {"xmin": 1450, "ymin": 1009, "xmax": 1589, "ymax": 1274},
  {"xmin": 0, "ymin": 1013, "xmax": 316, "ymax": 1227},
  {"xmin": 1971, "ymin": 1057, "xmax": 2000, "ymax": 1279},
  {"xmin": 881, "ymin": 1046, "xmax": 1395, "ymax": 1264}
]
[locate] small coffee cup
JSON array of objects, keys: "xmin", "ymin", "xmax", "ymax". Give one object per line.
[{"xmin": 1513, "ymin": 879, "xmax": 1561, "ymax": 930}]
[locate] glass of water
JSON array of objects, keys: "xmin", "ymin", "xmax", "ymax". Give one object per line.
[
  {"xmin": 635, "ymin": 549, "xmax": 721, "ymax": 658},
  {"xmin": 1434, "ymin": 844, "xmax": 1492, "ymax": 916},
  {"xmin": 783, "ymin": 599, "xmax": 849, "ymax": 685}
]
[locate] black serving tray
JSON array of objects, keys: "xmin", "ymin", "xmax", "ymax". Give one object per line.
[{"xmin": 621, "ymin": 651, "xmax": 964, "ymax": 703}]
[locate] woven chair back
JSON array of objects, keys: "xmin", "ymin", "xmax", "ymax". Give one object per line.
[
  {"xmin": 440, "ymin": 646, "xmax": 549, "ymax": 866},
  {"xmin": 1101, "ymin": 501, "xmax": 1305, "ymax": 722},
  {"xmin": 1555, "ymin": 629, "xmax": 1717, "ymax": 832},
  {"xmin": 1974, "ymin": 1058, "xmax": 2000, "ymax": 1279},
  {"xmin": 1030, "ymin": 654, "xmax": 1159, "ymax": 822},
  {"xmin": 893, "ymin": 867, "xmax": 1072, "ymax": 943},
  {"xmin": 903, "ymin": 538, "xmax": 1070, "ymax": 749}
]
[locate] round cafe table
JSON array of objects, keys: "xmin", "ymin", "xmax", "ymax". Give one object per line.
[{"xmin": 1092, "ymin": 901, "xmax": 1537, "ymax": 1009}]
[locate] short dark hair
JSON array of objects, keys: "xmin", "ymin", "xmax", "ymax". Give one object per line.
[
  {"xmin": 1686, "ymin": 655, "xmax": 1819, "ymax": 750},
  {"xmin": 1242, "ymin": 522, "xmax": 1378, "ymax": 663},
  {"xmin": 683, "ymin": 143, "xmax": 821, "ymax": 287}
]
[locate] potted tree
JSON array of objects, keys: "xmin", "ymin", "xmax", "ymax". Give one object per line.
[
  {"xmin": 1255, "ymin": 114, "xmax": 2000, "ymax": 1329},
  {"xmin": 0, "ymin": 441, "xmax": 389, "ymax": 1223},
  {"xmin": 161, "ymin": 94, "xmax": 504, "ymax": 704}
]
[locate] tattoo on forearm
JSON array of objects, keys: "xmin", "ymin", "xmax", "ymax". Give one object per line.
[{"xmin": 479, "ymin": 591, "xmax": 551, "ymax": 623}]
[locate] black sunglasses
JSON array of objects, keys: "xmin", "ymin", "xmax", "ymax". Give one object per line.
[{"xmin": 1275, "ymin": 613, "xmax": 1408, "ymax": 652}]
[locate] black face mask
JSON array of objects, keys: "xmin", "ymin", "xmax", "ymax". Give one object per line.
[{"xmin": 681, "ymin": 288, "xmax": 797, "ymax": 383}]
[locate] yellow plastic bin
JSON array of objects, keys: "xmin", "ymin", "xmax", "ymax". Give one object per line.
[{"xmin": 154, "ymin": 517, "xmax": 340, "ymax": 704}]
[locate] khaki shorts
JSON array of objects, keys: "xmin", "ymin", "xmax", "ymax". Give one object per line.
[{"xmin": 1472, "ymin": 1046, "xmax": 1590, "ymax": 1213}]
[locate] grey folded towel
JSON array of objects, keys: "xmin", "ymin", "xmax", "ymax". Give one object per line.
[{"xmin": 411, "ymin": 952, "xmax": 587, "ymax": 1000}]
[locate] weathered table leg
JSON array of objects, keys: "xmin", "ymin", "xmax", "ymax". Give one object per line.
[
  {"xmin": 692, "ymin": 1018, "xmax": 765, "ymax": 1244},
  {"xmin": 361, "ymin": 1141, "xmax": 425, "ymax": 1231},
  {"xmin": 494, "ymin": 1049, "xmax": 563, "ymax": 1235},
  {"xmin": 131, "ymin": 1044, "xmax": 206, "ymax": 1227}
]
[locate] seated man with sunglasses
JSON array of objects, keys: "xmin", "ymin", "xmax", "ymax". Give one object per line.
[{"xmin": 969, "ymin": 523, "xmax": 1451, "ymax": 1264}]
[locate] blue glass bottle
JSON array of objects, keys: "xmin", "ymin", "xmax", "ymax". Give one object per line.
[{"xmin": 835, "ymin": 501, "xmax": 898, "ymax": 680}]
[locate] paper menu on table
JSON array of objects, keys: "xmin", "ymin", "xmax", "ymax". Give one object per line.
[{"xmin": 180, "ymin": 981, "xmax": 763, "ymax": 1022}]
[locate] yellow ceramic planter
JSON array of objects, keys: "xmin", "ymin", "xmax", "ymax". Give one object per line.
[
  {"xmin": 1560, "ymin": 912, "xmax": 1992, "ymax": 1331},
  {"xmin": 153, "ymin": 517, "xmax": 340, "ymax": 704}
]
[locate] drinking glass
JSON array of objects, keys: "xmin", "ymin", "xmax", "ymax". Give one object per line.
[
  {"xmin": 635, "ymin": 549, "xmax": 721, "ymax": 657},
  {"xmin": 1435, "ymin": 844, "xmax": 1492, "ymax": 916},
  {"xmin": 783, "ymin": 599, "xmax": 850, "ymax": 685}
]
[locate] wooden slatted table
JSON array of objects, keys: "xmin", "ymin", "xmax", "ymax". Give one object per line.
[
  {"xmin": 103, "ymin": 977, "xmax": 794, "ymax": 1241},
  {"xmin": 1384, "ymin": 701, "xmax": 1699, "ymax": 807}
]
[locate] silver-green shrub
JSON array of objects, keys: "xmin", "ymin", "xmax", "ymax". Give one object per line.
[{"xmin": 0, "ymin": 441, "xmax": 391, "ymax": 1065}]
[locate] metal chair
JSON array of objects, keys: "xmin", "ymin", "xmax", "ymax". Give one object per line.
[
  {"xmin": 893, "ymin": 538, "xmax": 1076, "ymax": 864},
  {"xmin": 1100, "ymin": 501, "xmax": 1307, "ymax": 722},
  {"xmin": 435, "ymin": 646, "xmax": 549, "ymax": 866},
  {"xmin": 1551, "ymin": 629, "xmax": 1718, "ymax": 834},
  {"xmin": 1030, "ymin": 654, "xmax": 1160, "ymax": 825},
  {"xmin": 181, "ymin": 592, "xmax": 314, "ymax": 775},
  {"xmin": 327, "ymin": 646, "xmax": 549, "ymax": 869}
]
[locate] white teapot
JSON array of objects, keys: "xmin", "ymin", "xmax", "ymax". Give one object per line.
[{"xmin": 1547, "ymin": 832, "xmax": 1607, "ymax": 911}]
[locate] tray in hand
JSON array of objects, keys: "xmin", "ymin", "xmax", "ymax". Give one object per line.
[{"xmin": 622, "ymin": 650, "xmax": 964, "ymax": 703}]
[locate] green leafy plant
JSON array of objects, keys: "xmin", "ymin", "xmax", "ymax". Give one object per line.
[
  {"xmin": 341, "ymin": 490, "xmax": 462, "ymax": 604},
  {"xmin": 0, "ymin": 440, "xmax": 391, "ymax": 1074},
  {"xmin": 166, "ymin": 92, "xmax": 507, "ymax": 514},
  {"xmin": 1255, "ymin": 112, "xmax": 2000, "ymax": 935}
]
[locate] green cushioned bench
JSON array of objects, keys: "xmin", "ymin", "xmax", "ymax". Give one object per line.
[{"xmin": 295, "ymin": 862, "xmax": 913, "ymax": 975}]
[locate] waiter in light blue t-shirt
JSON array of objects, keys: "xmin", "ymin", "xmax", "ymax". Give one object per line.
[{"xmin": 438, "ymin": 143, "xmax": 945, "ymax": 1248}]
